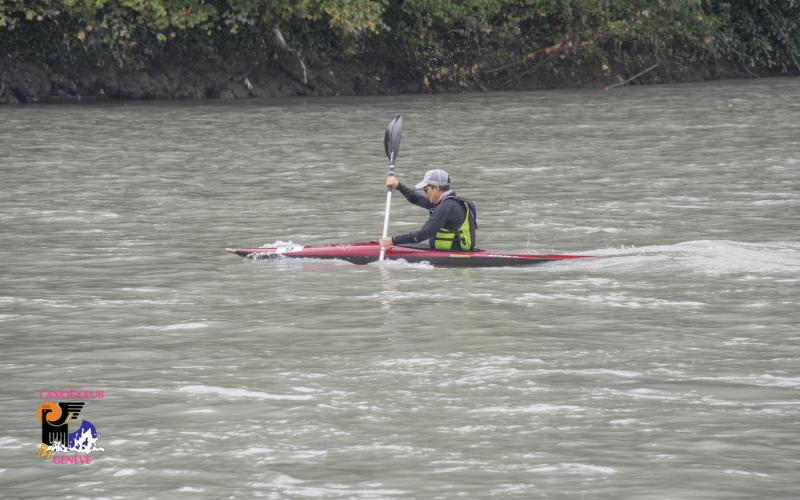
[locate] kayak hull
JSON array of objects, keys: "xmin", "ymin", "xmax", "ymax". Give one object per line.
[{"xmin": 226, "ymin": 242, "xmax": 590, "ymax": 267}]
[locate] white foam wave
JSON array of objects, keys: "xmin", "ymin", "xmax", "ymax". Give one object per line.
[
  {"xmin": 487, "ymin": 291, "xmax": 705, "ymax": 309},
  {"xmin": 724, "ymin": 469, "xmax": 769, "ymax": 477},
  {"xmin": 472, "ymin": 404, "xmax": 583, "ymax": 414},
  {"xmin": 236, "ymin": 446, "xmax": 275, "ymax": 456},
  {"xmin": 141, "ymin": 322, "xmax": 208, "ymax": 331},
  {"xmin": 292, "ymin": 386, "xmax": 320, "ymax": 393},
  {"xmin": 36, "ymin": 209, "xmax": 120, "ymax": 222},
  {"xmin": 536, "ymin": 368, "xmax": 641, "ymax": 378},
  {"xmin": 250, "ymin": 475, "xmax": 408, "ymax": 497},
  {"xmin": 0, "ymin": 437, "xmax": 23, "ymax": 450},
  {"xmin": 29, "ymin": 299, "xmax": 79, "ymax": 309},
  {"xmin": 113, "ymin": 468, "xmax": 137, "ymax": 477},
  {"xmin": 609, "ymin": 419, "xmax": 642, "ymax": 426},
  {"xmin": 163, "ymin": 322, "xmax": 208, "ymax": 331},
  {"xmin": 528, "ymin": 463, "xmax": 616, "ymax": 474},
  {"xmin": 356, "ymin": 291, "xmax": 456, "ymax": 302},
  {"xmin": 178, "ymin": 385, "xmax": 313, "ymax": 401},
  {"xmin": 95, "ymin": 299, "xmax": 179, "ymax": 305},
  {"xmin": 583, "ymin": 240, "xmax": 800, "ymax": 274},
  {"xmin": 550, "ymin": 224, "xmax": 622, "ymax": 234},
  {"xmin": 260, "ymin": 240, "xmax": 304, "ymax": 253},
  {"xmin": 369, "ymin": 259, "xmax": 434, "ymax": 270},
  {"xmin": 623, "ymin": 388, "xmax": 684, "ymax": 401},
  {"xmin": 373, "ymin": 357, "xmax": 441, "ymax": 367},
  {"xmin": 696, "ymin": 374, "xmax": 800, "ymax": 388}
]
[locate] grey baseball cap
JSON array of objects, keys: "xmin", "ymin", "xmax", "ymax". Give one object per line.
[{"xmin": 415, "ymin": 169, "xmax": 450, "ymax": 189}]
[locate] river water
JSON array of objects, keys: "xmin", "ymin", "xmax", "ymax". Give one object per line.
[{"xmin": 1, "ymin": 78, "xmax": 799, "ymax": 498}]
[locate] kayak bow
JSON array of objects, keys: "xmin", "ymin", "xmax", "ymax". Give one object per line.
[{"xmin": 226, "ymin": 242, "xmax": 590, "ymax": 267}]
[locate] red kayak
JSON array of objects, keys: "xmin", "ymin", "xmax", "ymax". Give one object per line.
[{"xmin": 226, "ymin": 242, "xmax": 590, "ymax": 267}]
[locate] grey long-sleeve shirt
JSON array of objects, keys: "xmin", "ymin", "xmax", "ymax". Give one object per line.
[{"xmin": 391, "ymin": 183, "xmax": 469, "ymax": 247}]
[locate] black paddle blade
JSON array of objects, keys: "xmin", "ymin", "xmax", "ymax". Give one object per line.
[{"xmin": 384, "ymin": 114, "xmax": 403, "ymax": 167}]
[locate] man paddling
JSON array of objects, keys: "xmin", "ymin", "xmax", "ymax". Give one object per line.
[{"xmin": 379, "ymin": 169, "xmax": 477, "ymax": 251}]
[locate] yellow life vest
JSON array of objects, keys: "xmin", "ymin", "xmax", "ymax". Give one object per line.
[{"xmin": 434, "ymin": 201, "xmax": 474, "ymax": 251}]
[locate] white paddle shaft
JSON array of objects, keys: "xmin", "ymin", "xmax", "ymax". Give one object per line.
[{"xmin": 379, "ymin": 188, "xmax": 393, "ymax": 261}]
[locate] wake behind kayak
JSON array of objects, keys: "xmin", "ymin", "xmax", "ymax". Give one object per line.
[{"xmin": 226, "ymin": 242, "xmax": 590, "ymax": 268}]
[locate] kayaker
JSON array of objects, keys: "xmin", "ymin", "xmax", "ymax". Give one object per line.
[{"xmin": 379, "ymin": 169, "xmax": 477, "ymax": 251}]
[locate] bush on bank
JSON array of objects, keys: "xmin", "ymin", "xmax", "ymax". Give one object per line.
[{"xmin": 1, "ymin": 1, "xmax": 798, "ymax": 98}]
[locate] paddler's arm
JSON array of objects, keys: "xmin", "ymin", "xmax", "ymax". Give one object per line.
[
  {"xmin": 386, "ymin": 177, "xmax": 434, "ymax": 209},
  {"xmin": 387, "ymin": 201, "xmax": 452, "ymax": 246}
]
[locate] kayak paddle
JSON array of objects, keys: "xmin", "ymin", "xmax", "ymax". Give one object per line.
[{"xmin": 380, "ymin": 114, "xmax": 403, "ymax": 261}]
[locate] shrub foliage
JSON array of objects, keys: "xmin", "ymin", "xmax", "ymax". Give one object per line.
[{"xmin": 1, "ymin": 1, "xmax": 798, "ymax": 77}]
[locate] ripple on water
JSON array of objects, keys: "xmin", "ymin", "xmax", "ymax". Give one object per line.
[
  {"xmin": 178, "ymin": 385, "xmax": 314, "ymax": 401},
  {"xmin": 3, "ymin": 80, "xmax": 799, "ymax": 498}
]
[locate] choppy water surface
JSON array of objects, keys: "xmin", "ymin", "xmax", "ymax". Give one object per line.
[{"xmin": 1, "ymin": 78, "xmax": 799, "ymax": 498}]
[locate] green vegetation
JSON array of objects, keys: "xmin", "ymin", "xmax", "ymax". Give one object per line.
[{"xmin": 2, "ymin": 1, "xmax": 798, "ymax": 90}]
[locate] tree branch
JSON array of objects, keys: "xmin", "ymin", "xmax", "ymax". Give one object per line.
[
  {"xmin": 605, "ymin": 64, "xmax": 658, "ymax": 90},
  {"xmin": 273, "ymin": 25, "xmax": 308, "ymax": 85}
]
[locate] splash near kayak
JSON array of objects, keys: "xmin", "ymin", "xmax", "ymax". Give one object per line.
[{"xmin": 226, "ymin": 242, "xmax": 590, "ymax": 267}]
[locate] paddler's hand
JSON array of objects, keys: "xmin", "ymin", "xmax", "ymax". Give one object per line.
[
  {"xmin": 380, "ymin": 237, "xmax": 393, "ymax": 248},
  {"xmin": 385, "ymin": 176, "xmax": 399, "ymax": 190}
]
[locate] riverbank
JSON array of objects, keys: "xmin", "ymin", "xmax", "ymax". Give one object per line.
[
  {"xmin": 2, "ymin": 1, "xmax": 797, "ymax": 104},
  {"xmin": 0, "ymin": 52, "xmax": 776, "ymax": 104}
]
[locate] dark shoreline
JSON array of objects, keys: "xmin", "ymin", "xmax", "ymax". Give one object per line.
[{"xmin": 0, "ymin": 54, "xmax": 788, "ymax": 105}]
